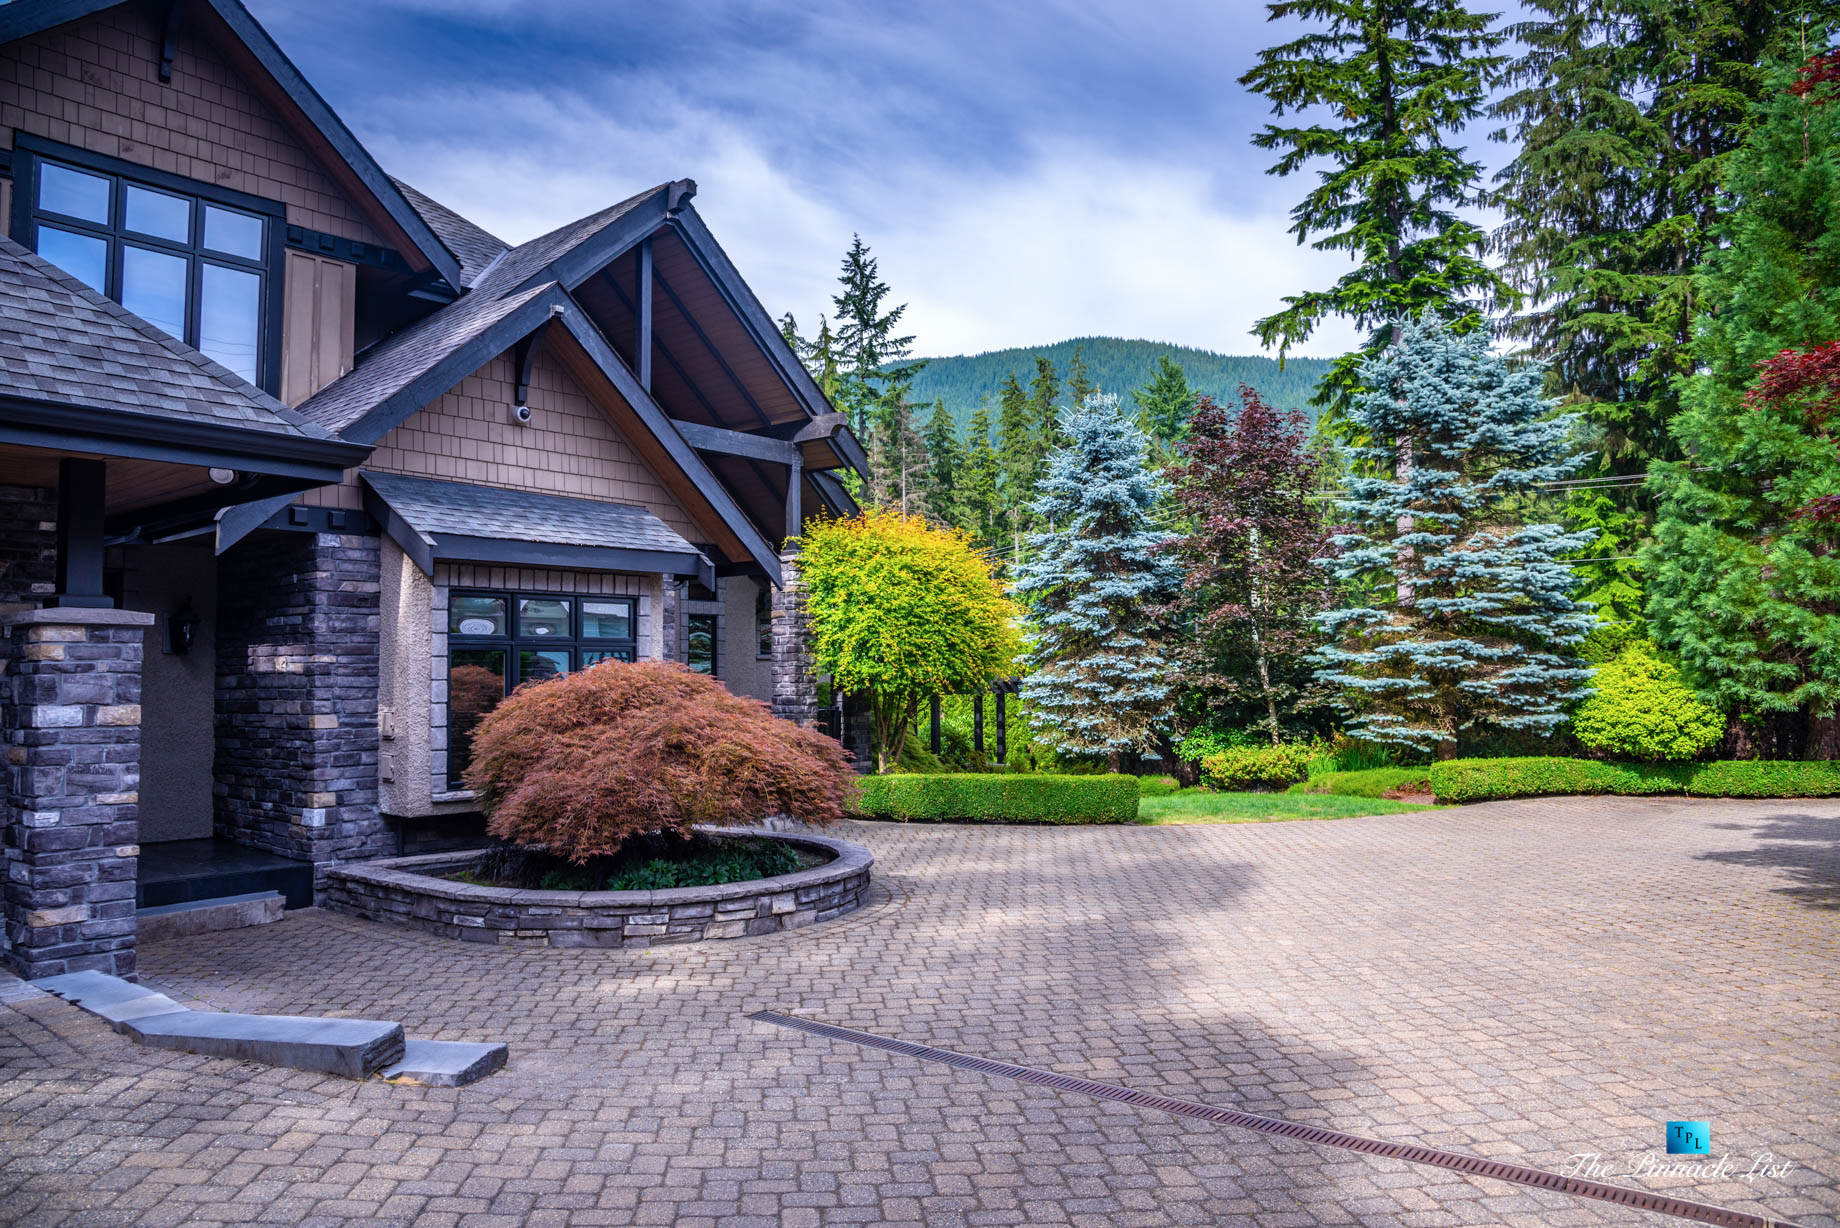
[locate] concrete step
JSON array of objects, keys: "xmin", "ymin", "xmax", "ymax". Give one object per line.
[
  {"xmin": 122, "ymin": 1009, "xmax": 406, "ymax": 1078},
  {"xmin": 137, "ymin": 891, "xmax": 284, "ymax": 942},
  {"xmin": 379, "ymin": 1038, "xmax": 509, "ymax": 1087},
  {"xmin": 34, "ymin": 969, "xmax": 189, "ymax": 1027}
]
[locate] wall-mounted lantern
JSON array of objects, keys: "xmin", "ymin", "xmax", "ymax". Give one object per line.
[{"xmin": 165, "ymin": 600, "xmax": 201, "ymax": 656}]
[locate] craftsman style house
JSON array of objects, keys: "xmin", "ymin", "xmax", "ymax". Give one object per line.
[{"xmin": 0, "ymin": 0, "xmax": 864, "ymax": 979}]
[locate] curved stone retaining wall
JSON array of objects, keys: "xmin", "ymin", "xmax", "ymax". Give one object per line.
[{"xmin": 321, "ymin": 828, "xmax": 872, "ymax": 947}]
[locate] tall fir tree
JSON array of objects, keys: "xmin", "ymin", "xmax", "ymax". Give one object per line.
[
  {"xmin": 1313, "ymin": 317, "xmax": 1595, "ymax": 758},
  {"xmin": 779, "ymin": 312, "xmax": 841, "ymax": 401},
  {"xmin": 831, "ymin": 235, "xmax": 923, "ymax": 438},
  {"xmin": 1167, "ymin": 388, "xmax": 1335, "ymax": 744},
  {"xmin": 1018, "ymin": 393, "xmax": 1182, "ymax": 767},
  {"xmin": 1239, "ymin": 0, "xmax": 1512, "ymax": 422},
  {"xmin": 1066, "ymin": 345, "xmax": 1095, "ymax": 409},
  {"xmin": 996, "ymin": 371, "xmax": 1035, "ymax": 560},
  {"xmin": 1132, "ymin": 354, "xmax": 1196, "ymax": 443},
  {"xmin": 1028, "ymin": 356, "xmax": 1061, "ymax": 456},
  {"xmin": 921, "ymin": 398, "xmax": 963, "ymax": 528},
  {"xmin": 1489, "ymin": 0, "xmax": 1805, "ymax": 624},
  {"xmin": 1645, "ymin": 47, "xmax": 1840, "ymax": 759},
  {"xmin": 959, "ymin": 403, "xmax": 1004, "ymax": 551}
]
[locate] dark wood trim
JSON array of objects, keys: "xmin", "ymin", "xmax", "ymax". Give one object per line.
[
  {"xmin": 534, "ymin": 186, "xmax": 671, "ymax": 292},
  {"xmin": 53, "ymin": 457, "xmax": 110, "ymax": 607},
  {"xmin": 653, "ymin": 263, "xmax": 772, "ymax": 428},
  {"xmin": 0, "ymin": 0, "xmax": 123, "ymax": 45},
  {"xmin": 13, "ymin": 134, "xmax": 285, "ymax": 217},
  {"xmin": 0, "ymin": 395, "xmax": 366, "ymax": 479},
  {"xmin": 282, "ymin": 222, "xmax": 412, "ymax": 273},
  {"xmin": 670, "ymin": 419, "xmax": 798, "ymax": 465},
  {"xmin": 636, "ymin": 236, "xmax": 653, "ymax": 392}
]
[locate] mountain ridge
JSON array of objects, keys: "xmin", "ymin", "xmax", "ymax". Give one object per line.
[{"xmin": 899, "ymin": 336, "xmax": 1335, "ymax": 432}]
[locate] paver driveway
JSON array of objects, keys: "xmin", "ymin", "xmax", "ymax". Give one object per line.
[{"xmin": 2, "ymin": 797, "xmax": 1836, "ymax": 1227}]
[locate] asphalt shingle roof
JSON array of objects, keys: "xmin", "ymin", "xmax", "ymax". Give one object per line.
[
  {"xmin": 0, "ymin": 235, "xmax": 335, "ymax": 440},
  {"xmin": 360, "ymin": 470, "xmax": 702, "ymax": 557},
  {"xmin": 297, "ymin": 184, "xmax": 666, "ymax": 438},
  {"xmin": 392, "ymin": 180, "xmax": 509, "ymax": 289}
]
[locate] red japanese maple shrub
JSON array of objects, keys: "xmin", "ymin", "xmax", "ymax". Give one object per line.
[{"xmin": 463, "ymin": 659, "xmax": 856, "ymax": 862}]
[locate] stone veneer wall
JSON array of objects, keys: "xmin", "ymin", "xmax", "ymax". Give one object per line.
[
  {"xmin": 1, "ymin": 608, "xmax": 153, "ymax": 979},
  {"xmin": 321, "ymin": 828, "xmax": 872, "ymax": 948},
  {"xmin": 214, "ymin": 531, "xmax": 388, "ymax": 875},
  {"xmin": 0, "ymin": 485, "xmax": 56, "ymax": 611},
  {"xmin": 771, "ymin": 548, "xmax": 817, "ymax": 727}
]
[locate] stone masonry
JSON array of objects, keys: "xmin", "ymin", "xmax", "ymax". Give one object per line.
[
  {"xmin": 214, "ymin": 531, "xmax": 388, "ymax": 877},
  {"xmin": 770, "ymin": 546, "xmax": 817, "ymax": 727},
  {"xmin": 0, "ymin": 485, "xmax": 56, "ymax": 612},
  {"xmin": 0, "ymin": 607, "xmax": 153, "ymax": 980}
]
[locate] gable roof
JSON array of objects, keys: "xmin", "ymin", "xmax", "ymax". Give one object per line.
[
  {"xmin": 0, "ymin": 0, "xmax": 464, "ymax": 291},
  {"xmin": 394, "ymin": 179, "xmax": 509, "ymax": 289}
]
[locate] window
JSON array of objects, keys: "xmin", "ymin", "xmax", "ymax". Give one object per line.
[
  {"xmin": 686, "ymin": 613, "xmax": 718, "ymax": 677},
  {"xmin": 755, "ymin": 582, "xmax": 773, "ymax": 659},
  {"xmin": 15, "ymin": 139, "xmax": 283, "ymax": 390},
  {"xmin": 445, "ymin": 590, "xmax": 638, "ymax": 787}
]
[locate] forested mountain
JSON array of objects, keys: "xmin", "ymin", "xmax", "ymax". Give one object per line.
[{"xmin": 900, "ymin": 337, "xmax": 1333, "ymax": 431}]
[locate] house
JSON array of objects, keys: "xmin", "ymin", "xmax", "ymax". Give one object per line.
[{"xmin": 0, "ymin": 0, "xmax": 865, "ymax": 980}]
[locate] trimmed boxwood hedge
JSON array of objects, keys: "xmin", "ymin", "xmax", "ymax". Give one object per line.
[
  {"xmin": 1429, "ymin": 757, "xmax": 1840, "ymax": 803},
  {"xmin": 853, "ymin": 773, "xmax": 1140, "ymax": 824}
]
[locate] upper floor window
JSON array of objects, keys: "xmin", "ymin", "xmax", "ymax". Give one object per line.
[{"xmin": 13, "ymin": 138, "xmax": 283, "ymax": 390}]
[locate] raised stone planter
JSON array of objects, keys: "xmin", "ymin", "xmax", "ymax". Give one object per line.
[{"xmin": 320, "ymin": 827, "xmax": 872, "ymax": 947}]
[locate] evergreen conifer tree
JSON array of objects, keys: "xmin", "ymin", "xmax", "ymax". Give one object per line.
[
  {"xmin": 1314, "ymin": 317, "xmax": 1595, "ymax": 758},
  {"xmin": 1239, "ymin": 0, "xmax": 1511, "ymax": 422},
  {"xmin": 921, "ymin": 399, "xmax": 963, "ymax": 528},
  {"xmin": 1489, "ymin": 0, "xmax": 1805, "ymax": 624},
  {"xmin": 996, "ymin": 371, "xmax": 1035, "ymax": 560},
  {"xmin": 1028, "ymin": 356, "xmax": 1061, "ymax": 455},
  {"xmin": 1017, "ymin": 393, "xmax": 1182, "ymax": 767},
  {"xmin": 1645, "ymin": 48, "xmax": 1840, "ymax": 758},
  {"xmin": 1132, "ymin": 354, "xmax": 1196, "ymax": 443},
  {"xmin": 959, "ymin": 404, "xmax": 1003, "ymax": 551},
  {"xmin": 1066, "ymin": 346, "xmax": 1095, "ymax": 408},
  {"xmin": 831, "ymin": 235, "xmax": 923, "ymax": 438}
]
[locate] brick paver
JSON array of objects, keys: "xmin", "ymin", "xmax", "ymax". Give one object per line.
[{"xmin": 2, "ymin": 797, "xmax": 1836, "ymax": 1226}]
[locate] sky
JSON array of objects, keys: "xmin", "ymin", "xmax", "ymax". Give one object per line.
[{"xmin": 251, "ymin": 0, "xmax": 1513, "ymax": 361}]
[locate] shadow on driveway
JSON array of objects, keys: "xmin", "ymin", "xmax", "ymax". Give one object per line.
[{"xmin": 1699, "ymin": 811, "xmax": 1840, "ymax": 909}]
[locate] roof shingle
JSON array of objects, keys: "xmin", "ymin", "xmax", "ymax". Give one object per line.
[{"xmin": 360, "ymin": 470, "xmax": 703, "ymax": 557}]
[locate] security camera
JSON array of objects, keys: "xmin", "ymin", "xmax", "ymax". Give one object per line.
[{"xmin": 510, "ymin": 402, "xmax": 532, "ymax": 426}]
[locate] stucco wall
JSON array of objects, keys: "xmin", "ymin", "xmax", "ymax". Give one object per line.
[
  {"xmin": 720, "ymin": 576, "xmax": 773, "ymax": 703},
  {"xmin": 122, "ymin": 542, "xmax": 217, "ymax": 843},
  {"xmin": 0, "ymin": 0, "xmax": 386, "ymax": 245}
]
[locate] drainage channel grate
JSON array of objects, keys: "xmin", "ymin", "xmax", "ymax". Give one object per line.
[{"xmin": 747, "ymin": 1011, "xmax": 1805, "ymax": 1228}]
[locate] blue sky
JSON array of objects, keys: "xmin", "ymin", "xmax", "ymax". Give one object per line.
[{"xmin": 252, "ymin": 0, "xmax": 1511, "ymax": 359}]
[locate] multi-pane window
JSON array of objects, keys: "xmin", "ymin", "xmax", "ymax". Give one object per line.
[
  {"xmin": 686, "ymin": 613, "xmax": 719, "ymax": 677},
  {"xmin": 445, "ymin": 591, "xmax": 638, "ymax": 788},
  {"xmin": 755, "ymin": 582, "xmax": 773, "ymax": 659},
  {"xmin": 21, "ymin": 149, "xmax": 278, "ymax": 387}
]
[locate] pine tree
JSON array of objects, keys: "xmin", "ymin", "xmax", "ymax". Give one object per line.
[
  {"xmin": 1239, "ymin": 0, "xmax": 1511, "ymax": 421},
  {"xmin": 959, "ymin": 403, "xmax": 1003, "ymax": 551},
  {"xmin": 1132, "ymin": 354, "xmax": 1195, "ymax": 443},
  {"xmin": 1314, "ymin": 317, "xmax": 1596, "ymax": 758},
  {"xmin": 1028, "ymin": 356, "xmax": 1061, "ymax": 455},
  {"xmin": 1018, "ymin": 393, "xmax": 1182, "ymax": 767},
  {"xmin": 779, "ymin": 312, "xmax": 841, "ymax": 401},
  {"xmin": 996, "ymin": 371, "xmax": 1034, "ymax": 561},
  {"xmin": 865, "ymin": 398, "xmax": 934, "ymax": 515},
  {"xmin": 1066, "ymin": 345, "xmax": 1095, "ymax": 408},
  {"xmin": 921, "ymin": 399, "xmax": 963, "ymax": 528},
  {"xmin": 1167, "ymin": 387, "xmax": 1335, "ymax": 744},
  {"xmin": 1489, "ymin": 1, "xmax": 1805, "ymax": 624},
  {"xmin": 1645, "ymin": 48, "xmax": 1840, "ymax": 759},
  {"xmin": 831, "ymin": 235, "xmax": 923, "ymax": 438}
]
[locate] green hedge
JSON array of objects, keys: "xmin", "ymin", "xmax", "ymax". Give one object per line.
[
  {"xmin": 853, "ymin": 773, "xmax": 1140, "ymax": 824},
  {"xmin": 1289, "ymin": 767, "xmax": 1431, "ymax": 798},
  {"xmin": 1428, "ymin": 757, "xmax": 1840, "ymax": 803}
]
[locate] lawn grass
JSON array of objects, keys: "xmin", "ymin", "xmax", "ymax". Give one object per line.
[{"xmin": 1137, "ymin": 790, "xmax": 1441, "ymax": 824}]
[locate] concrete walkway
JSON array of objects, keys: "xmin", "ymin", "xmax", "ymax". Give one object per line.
[{"xmin": 2, "ymin": 797, "xmax": 1836, "ymax": 1226}]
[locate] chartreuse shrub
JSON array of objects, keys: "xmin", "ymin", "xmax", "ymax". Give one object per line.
[
  {"xmin": 1135, "ymin": 775, "xmax": 1182, "ymax": 798},
  {"xmin": 854, "ymin": 773, "xmax": 1139, "ymax": 824},
  {"xmin": 465, "ymin": 660, "xmax": 856, "ymax": 861},
  {"xmin": 1572, "ymin": 642, "xmax": 1723, "ymax": 762},
  {"xmin": 1199, "ymin": 742, "xmax": 1323, "ymax": 791},
  {"xmin": 1428, "ymin": 757, "xmax": 1840, "ymax": 803}
]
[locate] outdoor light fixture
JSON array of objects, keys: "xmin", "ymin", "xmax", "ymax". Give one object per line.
[
  {"xmin": 165, "ymin": 600, "xmax": 201, "ymax": 656},
  {"xmin": 208, "ymin": 467, "xmax": 236, "ymax": 484}
]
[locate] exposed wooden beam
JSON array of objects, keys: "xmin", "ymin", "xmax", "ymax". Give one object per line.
[
  {"xmin": 53, "ymin": 458, "xmax": 110, "ymax": 609},
  {"xmin": 653, "ymin": 265, "xmax": 773, "ymax": 427},
  {"xmin": 671, "ymin": 419, "xmax": 797, "ymax": 465},
  {"xmin": 785, "ymin": 454, "xmax": 802, "ymax": 541},
  {"xmin": 636, "ymin": 237, "xmax": 654, "ymax": 393}
]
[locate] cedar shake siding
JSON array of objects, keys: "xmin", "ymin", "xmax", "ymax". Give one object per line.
[
  {"xmin": 302, "ymin": 349, "xmax": 708, "ymax": 545},
  {"xmin": 0, "ymin": 0, "xmax": 387, "ymax": 247}
]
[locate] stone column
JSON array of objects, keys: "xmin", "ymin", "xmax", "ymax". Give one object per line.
[
  {"xmin": 215, "ymin": 531, "xmax": 387, "ymax": 879},
  {"xmin": 2, "ymin": 607, "xmax": 153, "ymax": 980},
  {"xmin": 770, "ymin": 547, "xmax": 817, "ymax": 726}
]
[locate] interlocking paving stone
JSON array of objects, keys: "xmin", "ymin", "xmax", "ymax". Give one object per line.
[{"xmin": 1, "ymin": 798, "xmax": 1836, "ymax": 1226}]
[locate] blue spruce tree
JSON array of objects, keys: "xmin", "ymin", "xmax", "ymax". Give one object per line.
[
  {"xmin": 1017, "ymin": 393, "xmax": 1181, "ymax": 767},
  {"xmin": 1314, "ymin": 317, "xmax": 1595, "ymax": 758}
]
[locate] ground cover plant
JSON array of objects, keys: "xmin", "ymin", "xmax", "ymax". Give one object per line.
[
  {"xmin": 463, "ymin": 659, "xmax": 856, "ymax": 862},
  {"xmin": 450, "ymin": 834, "xmax": 814, "ymax": 892}
]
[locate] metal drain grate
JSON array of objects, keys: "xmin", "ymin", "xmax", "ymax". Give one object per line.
[{"xmin": 747, "ymin": 1011, "xmax": 1806, "ymax": 1228}]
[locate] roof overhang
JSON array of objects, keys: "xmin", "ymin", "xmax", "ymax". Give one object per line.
[
  {"xmin": 360, "ymin": 471, "xmax": 715, "ymax": 589},
  {"xmin": 0, "ymin": 393, "xmax": 368, "ymax": 481}
]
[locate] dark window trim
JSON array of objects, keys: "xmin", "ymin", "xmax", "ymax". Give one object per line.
[
  {"xmin": 686, "ymin": 610, "xmax": 720, "ymax": 679},
  {"xmin": 444, "ymin": 587, "xmax": 640, "ymax": 788},
  {"xmin": 754, "ymin": 581, "xmax": 773, "ymax": 660},
  {"xmin": 10, "ymin": 134, "xmax": 286, "ymax": 395}
]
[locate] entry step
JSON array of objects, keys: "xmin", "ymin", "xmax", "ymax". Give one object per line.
[
  {"xmin": 380, "ymin": 1038, "xmax": 509, "ymax": 1087},
  {"xmin": 137, "ymin": 890, "xmax": 284, "ymax": 942}
]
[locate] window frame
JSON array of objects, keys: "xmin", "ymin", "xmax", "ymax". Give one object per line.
[
  {"xmin": 686, "ymin": 610, "xmax": 720, "ymax": 679},
  {"xmin": 10, "ymin": 135, "xmax": 287, "ymax": 394},
  {"xmin": 444, "ymin": 588, "xmax": 639, "ymax": 787},
  {"xmin": 754, "ymin": 581, "xmax": 774, "ymax": 660}
]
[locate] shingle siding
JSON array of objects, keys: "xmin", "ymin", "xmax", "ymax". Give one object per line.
[{"xmin": 0, "ymin": 0, "xmax": 385, "ymax": 245}]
